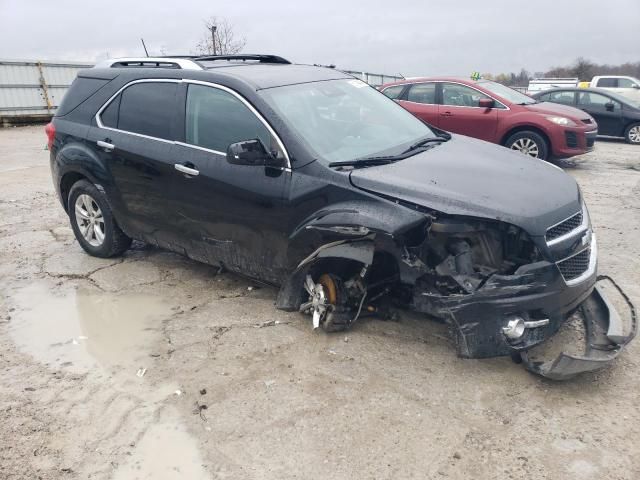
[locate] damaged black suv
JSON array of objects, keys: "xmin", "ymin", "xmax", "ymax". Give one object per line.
[{"xmin": 48, "ymin": 55, "xmax": 635, "ymax": 379}]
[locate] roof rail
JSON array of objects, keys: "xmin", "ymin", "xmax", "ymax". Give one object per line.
[
  {"xmin": 93, "ymin": 57, "xmax": 203, "ymax": 70},
  {"xmin": 194, "ymin": 54, "xmax": 291, "ymax": 65}
]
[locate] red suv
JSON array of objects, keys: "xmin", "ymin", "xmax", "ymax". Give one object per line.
[{"xmin": 381, "ymin": 78, "xmax": 597, "ymax": 160}]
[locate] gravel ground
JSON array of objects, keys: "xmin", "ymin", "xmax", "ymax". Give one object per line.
[{"xmin": 0, "ymin": 126, "xmax": 639, "ymax": 480}]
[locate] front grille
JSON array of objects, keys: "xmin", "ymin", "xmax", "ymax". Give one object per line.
[
  {"xmin": 557, "ymin": 248, "xmax": 590, "ymax": 282},
  {"xmin": 565, "ymin": 131, "xmax": 578, "ymax": 148},
  {"xmin": 546, "ymin": 211, "xmax": 583, "ymax": 242}
]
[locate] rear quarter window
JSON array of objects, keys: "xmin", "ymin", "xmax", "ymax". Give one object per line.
[{"xmin": 56, "ymin": 77, "xmax": 109, "ymax": 117}]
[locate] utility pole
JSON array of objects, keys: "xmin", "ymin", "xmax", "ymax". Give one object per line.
[{"xmin": 210, "ymin": 25, "xmax": 217, "ymax": 55}]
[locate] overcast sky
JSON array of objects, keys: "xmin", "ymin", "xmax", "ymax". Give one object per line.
[{"xmin": 1, "ymin": 0, "xmax": 638, "ymax": 77}]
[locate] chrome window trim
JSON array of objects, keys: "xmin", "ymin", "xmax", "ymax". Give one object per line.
[
  {"xmin": 557, "ymin": 234, "xmax": 597, "ymax": 286},
  {"xmin": 94, "ymin": 78, "xmax": 292, "ymax": 171},
  {"xmin": 397, "ymin": 81, "xmax": 510, "ymax": 110},
  {"xmin": 546, "ymin": 203, "xmax": 589, "ymax": 246}
]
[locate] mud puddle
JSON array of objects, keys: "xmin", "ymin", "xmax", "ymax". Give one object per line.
[
  {"xmin": 111, "ymin": 407, "xmax": 210, "ymax": 480},
  {"xmin": 6, "ymin": 281, "xmax": 172, "ymax": 374}
]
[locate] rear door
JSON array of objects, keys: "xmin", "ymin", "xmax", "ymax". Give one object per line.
[
  {"xmin": 577, "ymin": 91, "xmax": 624, "ymax": 136},
  {"xmin": 398, "ymin": 82, "xmax": 439, "ymax": 126},
  {"xmin": 169, "ymin": 81, "xmax": 291, "ymax": 283},
  {"xmin": 437, "ymin": 82, "xmax": 498, "ymax": 141},
  {"xmin": 87, "ymin": 80, "xmax": 181, "ymax": 244}
]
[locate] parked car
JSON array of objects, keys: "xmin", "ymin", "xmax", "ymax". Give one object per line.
[
  {"xmin": 531, "ymin": 88, "xmax": 640, "ymax": 144},
  {"xmin": 526, "ymin": 77, "xmax": 578, "ymax": 94},
  {"xmin": 590, "ymin": 76, "xmax": 640, "ymax": 102},
  {"xmin": 380, "ymin": 77, "xmax": 597, "ymax": 160},
  {"xmin": 47, "ymin": 55, "xmax": 635, "ymax": 379}
]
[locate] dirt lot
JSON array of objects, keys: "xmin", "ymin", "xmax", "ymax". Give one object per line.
[{"xmin": 0, "ymin": 125, "xmax": 639, "ymax": 480}]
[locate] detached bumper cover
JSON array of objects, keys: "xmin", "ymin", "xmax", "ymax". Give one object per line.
[{"xmin": 521, "ymin": 278, "xmax": 637, "ymax": 380}]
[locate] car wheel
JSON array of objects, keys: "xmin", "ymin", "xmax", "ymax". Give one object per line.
[
  {"xmin": 624, "ymin": 123, "xmax": 640, "ymax": 144},
  {"xmin": 505, "ymin": 131, "xmax": 549, "ymax": 160},
  {"xmin": 68, "ymin": 179, "xmax": 132, "ymax": 258}
]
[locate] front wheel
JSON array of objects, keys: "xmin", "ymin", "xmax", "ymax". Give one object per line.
[
  {"xmin": 68, "ymin": 180, "xmax": 132, "ymax": 258},
  {"xmin": 624, "ymin": 123, "xmax": 640, "ymax": 144},
  {"xmin": 505, "ymin": 131, "xmax": 549, "ymax": 160}
]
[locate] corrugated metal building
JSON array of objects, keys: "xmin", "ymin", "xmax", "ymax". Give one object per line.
[{"xmin": 0, "ymin": 59, "xmax": 93, "ymax": 125}]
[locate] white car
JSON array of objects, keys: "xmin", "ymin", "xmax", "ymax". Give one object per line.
[{"xmin": 591, "ymin": 76, "xmax": 640, "ymax": 102}]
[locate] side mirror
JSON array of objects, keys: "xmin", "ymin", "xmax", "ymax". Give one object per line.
[
  {"xmin": 227, "ymin": 139, "xmax": 279, "ymax": 167},
  {"xmin": 605, "ymin": 102, "xmax": 615, "ymax": 112},
  {"xmin": 632, "ymin": 84, "xmax": 640, "ymax": 89},
  {"xmin": 478, "ymin": 98, "xmax": 494, "ymax": 108}
]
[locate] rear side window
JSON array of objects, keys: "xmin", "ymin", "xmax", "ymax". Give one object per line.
[
  {"xmin": 185, "ymin": 84, "xmax": 270, "ymax": 153},
  {"xmin": 547, "ymin": 91, "xmax": 575, "ymax": 105},
  {"xmin": 101, "ymin": 82, "xmax": 178, "ymax": 139},
  {"xmin": 382, "ymin": 85, "xmax": 405, "ymax": 99},
  {"xmin": 596, "ymin": 78, "xmax": 617, "ymax": 88},
  {"xmin": 407, "ymin": 83, "xmax": 436, "ymax": 104}
]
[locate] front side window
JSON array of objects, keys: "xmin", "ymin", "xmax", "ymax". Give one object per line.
[
  {"xmin": 381, "ymin": 85, "xmax": 405, "ymax": 100},
  {"xmin": 578, "ymin": 92, "xmax": 620, "ymax": 111},
  {"xmin": 115, "ymin": 82, "xmax": 178, "ymax": 139},
  {"xmin": 618, "ymin": 78, "xmax": 636, "ymax": 88},
  {"xmin": 185, "ymin": 84, "xmax": 272, "ymax": 154},
  {"xmin": 476, "ymin": 80, "xmax": 536, "ymax": 105},
  {"xmin": 441, "ymin": 83, "xmax": 490, "ymax": 107},
  {"xmin": 407, "ymin": 83, "xmax": 436, "ymax": 104},
  {"xmin": 259, "ymin": 79, "xmax": 434, "ymax": 164}
]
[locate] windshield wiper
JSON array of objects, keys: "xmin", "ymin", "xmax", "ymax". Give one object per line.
[
  {"xmin": 329, "ymin": 157, "xmax": 397, "ymax": 168},
  {"xmin": 403, "ymin": 136, "xmax": 447, "ymax": 154}
]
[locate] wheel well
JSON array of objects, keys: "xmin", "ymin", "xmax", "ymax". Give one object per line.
[
  {"xmin": 59, "ymin": 172, "xmax": 87, "ymax": 211},
  {"xmin": 501, "ymin": 126, "xmax": 551, "ymax": 150}
]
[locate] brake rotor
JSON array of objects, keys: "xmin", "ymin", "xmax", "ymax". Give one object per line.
[{"xmin": 302, "ymin": 274, "xmax": 341, "ymax": 329}]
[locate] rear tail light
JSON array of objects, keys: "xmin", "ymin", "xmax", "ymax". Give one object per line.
[{"xmin": 45, "ymin": 122, "xmax": 55, "ymax": 150}]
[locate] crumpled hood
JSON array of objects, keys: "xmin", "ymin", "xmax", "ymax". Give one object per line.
[
  {"xmin": 349, "ymin": 135, "xmax": 581, "ymax": 236},
  {"xmin": 524, "ymin": 101, "xmax": 591, "ymax": 122}
]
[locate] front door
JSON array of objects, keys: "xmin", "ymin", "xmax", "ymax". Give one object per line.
[
  {"xmin": 437, "ymin": 82, "xmax": 498, "ymax": 142},
  {"xmin": 577, "ymin": 91, "xmax": 624, "ymax": 137},
  {"xmin": 168, "ymin": 82, "xmax": 291, "ymax": 283}
]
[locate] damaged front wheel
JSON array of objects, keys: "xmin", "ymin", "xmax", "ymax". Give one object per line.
[{"xmin": 300, "ymin": 274, "xmax": 352, "ymax": 332}]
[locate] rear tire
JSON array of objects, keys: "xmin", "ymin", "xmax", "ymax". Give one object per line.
[
  {"xmin": 505, "ymin": 131, "xmax": 549, "ymax": 160},
  {"xmin": 68, "ymin": 180, "xmax": 131, "ymax": 258},
  {"xmin": 624, "ymin": 123, "xmax": 640, "ymax": 144}
]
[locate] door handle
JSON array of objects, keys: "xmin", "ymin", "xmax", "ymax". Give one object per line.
[
  {"xmin": 174, "ymin": 163, "xmax": 200, "ymax": 176},
  {"xmin": 440, "ymin": 111, "xmax": 453, "ymax": 117},
  {"xmin": 97, "ymin": 140, "xmax": 115, "ymax": 151}
]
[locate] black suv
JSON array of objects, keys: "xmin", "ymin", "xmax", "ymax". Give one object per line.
[{"xmin": 48, "ymin": 55, "xmax": 635, "ymax": 379}]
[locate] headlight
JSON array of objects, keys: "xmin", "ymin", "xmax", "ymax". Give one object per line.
[{"xmin": 545, "ymin": 116, "xmax": 577, "ymax": 127}]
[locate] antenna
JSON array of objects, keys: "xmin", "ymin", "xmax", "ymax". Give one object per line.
[{"xmin": 140, "ymin": 38, "xmax": 149, "ymax": 57}]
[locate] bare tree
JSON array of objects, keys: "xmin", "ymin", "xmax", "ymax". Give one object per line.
[{"xmin": 195, "ymin": 16, "xmax": 246, "ymax": 56}]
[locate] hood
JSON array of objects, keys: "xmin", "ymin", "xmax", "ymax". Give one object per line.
[
  {"xmin": 524, "ymin": 101, "xmax": 591, "ymax": 122},
  {"xmin": 349, "ymin": 135, "xmax": 581, "ymax": 237}
]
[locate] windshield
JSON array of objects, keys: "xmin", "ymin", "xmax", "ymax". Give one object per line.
[
  {"xmin": 259, "ymin": 79, "xmax": 435, "ymax": 163},
  {"xmin": 476, "ymin": 80, "xmax": 536, "ymax": 105}
]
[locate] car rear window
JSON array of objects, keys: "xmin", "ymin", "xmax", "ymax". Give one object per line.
[{"xmin": 109, "ymin": 82, "xmax": 178, "ymax": 139}]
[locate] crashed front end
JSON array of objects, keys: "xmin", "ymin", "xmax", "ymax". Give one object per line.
[{"xmin": 399, "ymin": 203, "xmax": 636, "ymax": 380}]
